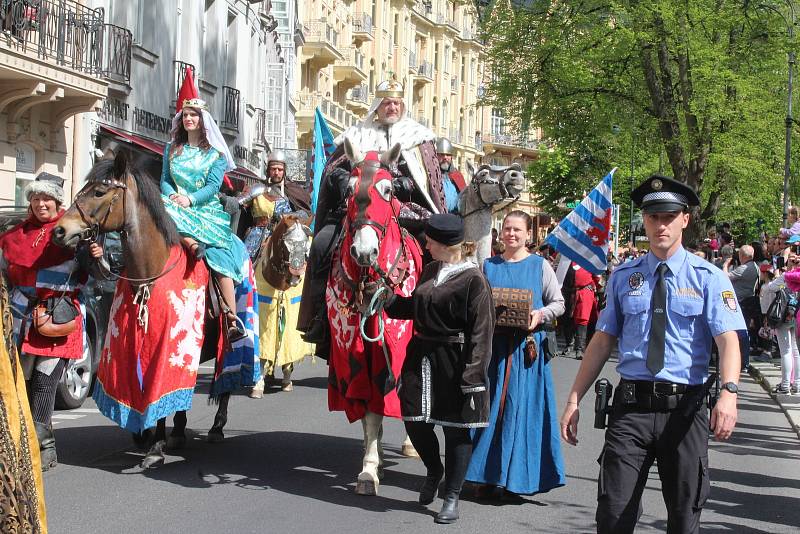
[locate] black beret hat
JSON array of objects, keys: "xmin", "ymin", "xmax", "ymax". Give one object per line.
[
  {"xmin": 425, "ymin": 213, "xmax": 464, "ymax": 246},
  {"xmin": 631, "ymin": 174, "xmax": 700, "ymax": 213}
]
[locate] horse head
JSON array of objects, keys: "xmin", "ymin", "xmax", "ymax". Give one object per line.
[
  {"xmin": 52, "ymin": 151, "xmax": 133, "ymax": 249},
  {"xmin": 262, "ymin": 212, "xmax": 312, "ymax": 290},
  {"xmin": 343, "ymin": 137, "xmax": 403, "ymax": 268},
  {"xmin": 463, "ymin": 161, "xmax": 525, "ymax": 213}
]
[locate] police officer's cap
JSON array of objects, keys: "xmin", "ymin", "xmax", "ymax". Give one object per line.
[{"xmin": 631, "ymin": 174, "xmax": 700, "ymax": 213}]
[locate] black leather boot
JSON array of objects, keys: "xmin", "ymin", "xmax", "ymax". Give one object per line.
[
  {"xmin": 574, "ymin": 324, "xmax": 587, "ymax": 360},
  {"xmin": 435, "ymin": 490, "xmax": 460, "ymax": 524},
  {"xmin": 418, "ymin": 467, "xmax": 444, "ymax": 505},
  {"xmin": 34, "ymin": 422, "xmax": 57, "ymax": 471}
]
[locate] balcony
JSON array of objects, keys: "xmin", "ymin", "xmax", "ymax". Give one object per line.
[
  {"xmin": 333, "ymin": 46, "xmax": 367, "ymax": 88},
  {"xmin": 296, "ymin": 91, "xmax": 359, "ymax": 137},
  {"xmin": 346, "ymin": 83, "xmax": 369, "ymax": 113},
  {"xmin": 413, "ymin": 60, "xmax": 433, "ymax": 86},
  {"xmin": 173, "ymin": 60, "xmax": 196, "ymax": 101},
  {"xmin": 412, "ymin": 1, "xmax": 434, "ymax": 25},
  {"xmin": 220, "ymin": 85, "xmax": 240, "ymax": 134},
  {"xmin": 482, "ymin": 132, "xmax": 542, "ymax": 154},
  {"xmin": 450, "ymin": 76, "xmax": 459, "ymax": 93},
  {"xmin": 98, "ymin": 24, "xmax": 132, "ymax": 87},
  {"xmin": 0, "ymin": 0, "xmax": 132, "ymax": 124},
  {"xmin": 352, "ymin": 12, "xmax": 373, "ymax": 44},
  {"xmin": 300, "ymin": 21, "xmax": 342, "ymax": 68},
  {"xmin": 409, "ymin": 50, "xmax": 417, "ymax": 73}
]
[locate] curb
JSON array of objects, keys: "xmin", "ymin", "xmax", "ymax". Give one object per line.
[{"xmin": 748, "ymin": 360, "xmax": 800, "ymax": 440}]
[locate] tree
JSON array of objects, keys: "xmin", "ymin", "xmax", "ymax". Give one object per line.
[{"xmin": 482, "ymin": 0, "xmax": 792, "ymax": 243}]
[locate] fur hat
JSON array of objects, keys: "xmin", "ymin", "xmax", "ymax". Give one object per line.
[{"xmin": 25, "ymin": 172, "xmax": 65, "ymax": 205}]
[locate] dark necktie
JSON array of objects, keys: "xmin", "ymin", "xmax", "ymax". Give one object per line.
[{"xmin": 647, "ymin": 263, "xmax": 669, "ymax": 375}]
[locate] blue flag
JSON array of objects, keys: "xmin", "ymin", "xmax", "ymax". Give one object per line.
[
  {"xmin": 545, "ymin": 168, "xmax": 616, "ymax": 275},
  {"xmin": 310, "ymin": 108, "xmax": 336, "ymax": 229}
]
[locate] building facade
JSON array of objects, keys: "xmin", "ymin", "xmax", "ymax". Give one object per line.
[
  {"xmin": 0, "ymin": 0, "xmax": 130, "ymax": 204},
  {"xmin": 70, "ymin": 0, "xmax": 296, "ymax": 193}
]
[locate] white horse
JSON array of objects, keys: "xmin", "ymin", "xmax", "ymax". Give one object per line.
[{"xmin": 459, "ymin": 162, "xmax": 526, "ymax": 266}]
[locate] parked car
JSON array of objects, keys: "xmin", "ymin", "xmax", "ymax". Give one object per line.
[{"xmin": 0, "ymin": 206, "xmax": 121, "ymax": 409}]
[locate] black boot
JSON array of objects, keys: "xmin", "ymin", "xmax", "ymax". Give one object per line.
[
  {"xmin": 419, "ymin": 466, "xmax": 444, "ymax": 505},
  {"xmin": 574, "ymin": 324, "xmax": 587, "ymax": 360},
  {"xmin": 435, "ymin": 490, "xmax": 460, "ymax": 524},
  {"xmin": 34, "ymin": 422, "xmax": 57, "ymax": 471}
]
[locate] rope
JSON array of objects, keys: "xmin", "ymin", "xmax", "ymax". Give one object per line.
[
  {"xmin": 132, "ymin": 283, "xmax": 151, "ymax": 333},
  {"xmin": 359, "ymin": 285, "xmax": 388, "ymax": 343}
]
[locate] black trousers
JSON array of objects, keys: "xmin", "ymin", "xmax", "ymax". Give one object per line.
[
  {"xmin": 405, "ymin": 421, "xmax": 472, "ymax": 494},
  {"xmin": 596, "ymin": 398, "xmax": 710, "ymax": 534}
]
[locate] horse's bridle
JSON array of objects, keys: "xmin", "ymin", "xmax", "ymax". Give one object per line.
[
  {"xmin": 461, "ymin": 172, "xmax": 521, "ymax": 218},
  {"xmin": 72, "ymin": 176, "xmax": 128, "ymax": 243}
]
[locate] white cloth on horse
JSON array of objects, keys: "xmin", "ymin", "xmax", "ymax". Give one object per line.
[{"xmin": 334, "ymin": 106, "xmax": 438, "ymax": 213}]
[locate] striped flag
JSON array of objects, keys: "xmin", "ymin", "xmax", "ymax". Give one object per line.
[
  {"xmin": 545, "ymin": 168, "xmax": 616, "ymax": 275},
  {"xmin": 310, "ymin": 108, "xmax": 336, "ymax": 229}
]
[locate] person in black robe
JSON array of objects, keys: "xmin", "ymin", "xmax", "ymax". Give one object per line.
[{"xmin": 384, "ymin": 214, "xmax": 494, "ymax": 524}]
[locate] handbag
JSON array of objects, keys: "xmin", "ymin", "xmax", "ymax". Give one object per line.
[
  {"xmin": 491, "ymin": 287, "xmax": 533, "ymax": 329},
  {"xmin": 33, "ymin": 297, "xmax": 79, "ymax": 338}
]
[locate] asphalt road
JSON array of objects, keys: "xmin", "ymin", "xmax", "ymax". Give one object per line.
[{"xmin": 43, "ymin": 354, "xmax": 800, "ymax": 533}]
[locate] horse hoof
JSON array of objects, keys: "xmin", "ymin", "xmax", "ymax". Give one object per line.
[
  {"xmin": 281, "ymin": 381, "xmax": 293, "ymax": 392},
  {"xmin": 401, "ymin": 443, "xmax": 420, "ymax": 458},
  {"xmin": 355, "ymin": 473, "xmax": 379, "ymax": 496},
  {"xmin": 166, "ymin": 435, "xmax": 187, "ymax": 450},
  {"xmin": 249, "ymin": 387, "xmax": 263, "ymax": 399},
  {"xmin": 140, "ymin": 440, "xmax": 166, "ymax": 469},
  {"xmin": 207, "ymin": 430, "xmax": 225, "ymax": 443},
  {"xmin": 132, "ymin": 429, "xmax": 152, "ymax": 450}
]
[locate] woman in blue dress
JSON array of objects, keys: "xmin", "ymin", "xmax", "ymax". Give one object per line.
[
  {"xmin": 466, "ymin": 210, "xmax": 567, "ymax": 498},
  {"xmin": 161, "ymin": 98, "xmax": 247, "ymax": 341}
]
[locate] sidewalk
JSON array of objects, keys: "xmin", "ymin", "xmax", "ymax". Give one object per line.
[{"xmin": 748, "ymin": 358, "xmax": 800, "ymax": 439}]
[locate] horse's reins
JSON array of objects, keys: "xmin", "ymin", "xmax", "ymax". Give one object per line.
[
  {"xmin": 72, "ymin": 174, "xmax": 181, "ymax": 331},
  {"xmin": 460, "ymin": 174, "xmax": 520, "ymax": 218}
]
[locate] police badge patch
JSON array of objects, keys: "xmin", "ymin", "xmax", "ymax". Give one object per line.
[
  {"xmin": 629, "ymin": 272, "xmax": 644, "ymax": 290},
  {"xmin": 722, "ymin": 290, "xmax": 737, "ymax": 311}
]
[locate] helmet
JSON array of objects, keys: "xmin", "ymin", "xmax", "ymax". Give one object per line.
[
  {"xmin": 267, "ymin": 150, "xmax": 287, "ymax": 167},
  {"xmin": 435, "ymin": 137, "xmax": 454, "ymax": 155}
]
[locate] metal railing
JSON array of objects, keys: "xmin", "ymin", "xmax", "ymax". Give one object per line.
[
  {"xmin": 483, "ymin": 132, "xmax": 541, "ymax": 149},
  {"xmin": 417, "ymin": 60, "xmax": 433, "ymax": 78},
  {"xmin": 174, "ymin": 60, "xmax": 196, "ymax": 100},
  {"xmin": 99, "ymin": 23, "xmax": 131, "ymax": 83},
  {"xmin": 220, "ymin": 86, "xmax": 240, "ymax": 131},
  {"xmin": 0, "ymin": 0, "xmax": 110, "ymax": 77},
  {"xmin": 254, "ymin": 108, "xmax": 267, "ymax": 146},
  {"xmin": 409, "ymin": 50, "xmax": 417, "ymax": 70},
  {"xmin": 414, "ymin": 1, "xmax": 433, "ymax": 18},
  {"xmin": 349, "ymin": 84, "xmax": 369, "ymax": 104},
  {"xmin": 306, "ymin": 20, "xmax": 338, "ymax": 48},
  {"xmin": 474, "ymin": 133, "xmax": 483, "ymax": 151},
  {"xmin": 352, "ymin": 12, "xmax": 372, "ymax": 36}
]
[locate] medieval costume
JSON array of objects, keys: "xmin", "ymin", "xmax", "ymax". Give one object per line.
[
  {"xmin": 298, "ymin": 80, "xmax": 445, "ymax": 353},
  {"xmin": 385, "ymin": 214, "xmax": 494, "ymax": 524},
  {"xmin": 0, "ymin": 272, "xmax": 47, "ymax": 533},
  {"xmin": 0, "ymin": 173, "xmax": 88, "ymax": 472},
  {"xmin": 569, "ymin": 263, "xmax": 600, "ymax": 360},
  {"xmin": 435, "ymin": 137, "xmax": 467, "ymax": 214},
  {"xmin": 466, "ymin": 253, "xmax": 567, "ymax": 497}
]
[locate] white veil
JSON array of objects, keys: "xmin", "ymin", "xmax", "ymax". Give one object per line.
[{"xmin": 171, "ymin": 108, "xmax": 236, "ymax": 171}]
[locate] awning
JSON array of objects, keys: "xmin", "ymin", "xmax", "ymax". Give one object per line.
[
  {"xmin": 229, "ymin": 166, "xmax": 260, "ymax": 180},
  {"xmin": 99, "ymin": 125, "xmax": 166, "ymax": 156}
]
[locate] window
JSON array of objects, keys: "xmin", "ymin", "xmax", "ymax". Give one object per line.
[
  {"xmin": 393, "ymin": 14, "xmax": 399, "ymax": 45},
  {"xmin": 14, "ymin": 143, "xmax": 36, "ymax": 205},
  {"xmin": 434, "ymin": 43, "xmax": 439, "ymax": 70}
]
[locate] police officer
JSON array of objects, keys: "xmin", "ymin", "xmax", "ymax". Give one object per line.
[{"xmin": 560, "ymin": 174, "xmax": 745, "ymax": 534}]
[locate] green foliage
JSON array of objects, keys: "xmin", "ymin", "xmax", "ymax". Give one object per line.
[{"xmin": 482, "ymin": 0, "xmax": 796, "ymax": 241}]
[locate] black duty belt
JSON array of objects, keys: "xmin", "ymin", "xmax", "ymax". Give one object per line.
[
  {"xmin": 416, "ymin": 332, "xmax": 465, "ymax": 344},
  {"xmin": 616, "ymin": 379, "xmax": 705, "ymax": 412}
]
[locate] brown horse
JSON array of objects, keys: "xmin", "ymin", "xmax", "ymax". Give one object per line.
[
  {"xmin": 51, "ymin": 151, "xmax": 239, "ymax": 468},
  {"xmin": 250, "ymin": 212, "xmax": 312, "ymax": 396}
]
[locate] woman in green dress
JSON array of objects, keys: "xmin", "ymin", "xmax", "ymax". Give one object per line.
[{"xmin": 161, "ymin": 98, "xmax": 247, "ymax": 341}]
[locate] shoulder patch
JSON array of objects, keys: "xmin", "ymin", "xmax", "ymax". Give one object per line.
[
  {"xmin": 628, "ymin": 272, "xmax": 645, "ymax": 290},
  {"xmin": 722, "ymin": 290, "xmax": 738, "ymax": 311}
]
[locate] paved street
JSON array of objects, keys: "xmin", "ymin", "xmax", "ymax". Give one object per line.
[{"xmin": 44, "ymin": 355, "xmax": 800, "ymax": 533}]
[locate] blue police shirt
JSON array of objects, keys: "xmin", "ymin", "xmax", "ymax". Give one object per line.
[{"xmin": 596, "ymin": 246, "xmax": 746, "ymax": 384}]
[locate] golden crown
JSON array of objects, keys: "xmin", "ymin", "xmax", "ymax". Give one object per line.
[
  {"xmin": 182, "ymin": 98, "xmax": 208, "ymax": 111},
  {"xmin": 376, "ymin": 80, "xmax": 404, "ymax": 98}
]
